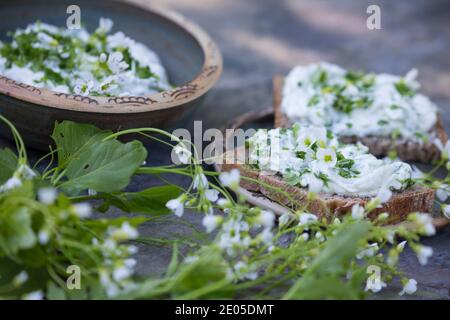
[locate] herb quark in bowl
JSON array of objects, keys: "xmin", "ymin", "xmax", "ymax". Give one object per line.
[
  {"xmin": 0, "ymin": 18, "xmax": 172, "ymax": 97},
  {"xmin": 0, "ymin": 0, "xmax": 222, "ymax": 149}
]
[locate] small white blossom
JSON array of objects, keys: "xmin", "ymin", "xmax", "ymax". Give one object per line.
[
  {"xmin": 38, "ymin": 187, "xmax": 57, "ymax": 204},
  {"xmin": 202, "ymin": 215, "xmax": 221, "ymax": 233},
  {"xmin": 416, "ymin": 245, "xmax": 433, "ymax": 266},
  {"xmin": 217, "ymin": 198, "xmax": 230, "ymax": 207},
  {"xmin": 18, "ymin": 164, "xmax": 36, "ymax": 179},
  {"xmin": 97, "ymin": 17, "xmax": 113, "ymax": 34},
  {"xmin": 109, "ymin": 222, "xmax": 139, "ymax": 241},
  {"xmin": 299, "ymin": 233, "xmax": 309, "ymax": 242},
  {"xmin": 414, "ymin": 213, "xmax": 436, "ymax": 236},
  {"xmin": 260, "ymin": 228, "xmax": 274, "ymax": 244},
  {"xmin": 166, "ymin": 195, "xmax": 186, "ymax": 217},
  {"xmin": 397, "ymin": 240, "xmax": 407, "ymax": 251},
  {"xmin": 442, "ymin": 204, "xmax": 450, "ymax": 219},
  {"xmin": 279, "ymin": 213, "xmax": 292, "ymax": 227},
  {"xmin": 436, "ymin": 183, "xmax": 450, "ymax": 202},
  {"xmin": 258, "ymin": 210, "xmax": 275, "ymax": 229},
  {"xmin": 38, "ymin": 229, "xmax": 50, "ymax": 245},
  {"xmin": 316, "ymin": 148, "xmax": 337, "ymax": 169},
  {"xmin": 22, "ymin": 290, "xmax": 44, "ymax": 300},
  {"xmin": 193, "ymin": 173, "xmax": 208, "ymax": 190},
  {"xmin": 434, "ymin": 139, "xmax": 450, "ymax": 160},
  {"xmin": 13, "ymin": 271, "xmax": 29, "ymax": 287},
  {"xmin": 357, "ymin": 243, "xmax": 379, "ymax": 259},
  {"xmin": 0, "ymin": 176, "xmax": 22, "ymax": 192},
  {"xmin": 107, "ymin": 51, "xmax": 129, "ymax": 74},
  {"xmin": 315, "ymin": 231, "xmax": 325, "ymax": 242},
  {"xmin": 72, "ymin": 203, "xmax": 92, "ymax": 218},
  {"xmin": 205, "ymin": 189, "xmax": 219, "ymax": 202},
  {"xmin": 219, "ymin": 169, "xmax": 240, "ymax": 190},
  {"xmin": 351, "ymin": 204, "xmax": 365, "ymax": 220},
  {"xmin": 376, "ymin": 187, "xmax": 392, "ymax": 203},
  {"xmin": 184, "ymin": 255, "xmax": 199, "ymax": 264},
  {"xmin": 298, "ymin": 212, "xmax": 318, "ymax": 226},
  {"xmin": 399, "ymin": 279, "xmax": 417, "ymax": 296},
  {"xmin": 173, "ymin": 143, "xmax": 191, "ymax": 164}
]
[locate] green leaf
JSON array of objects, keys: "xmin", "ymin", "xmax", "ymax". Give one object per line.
[
  {"xmin": 0, "ymin": 207, "xmax": 36, "ymax": 255},
  {"xmin": 0, "ymin": 148, "xmax": 18, "ymax": 184},
  {"xmin": 284, "ymin": 221, "xmax": 370, "ymax": 299},
  {"xmin": 97, "ymin": 185, "xmax": 182, "ymax": 215},
  {"xmin": 58, "ymin": 139, "xmax": 147, "ymax": 196},
  {"xmin": 51, "ymin": 121, "xmax": 113, "ymax": 167}
]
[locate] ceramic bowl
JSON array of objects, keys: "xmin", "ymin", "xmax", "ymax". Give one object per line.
[{"xmin": 0, "ymin": 0, "xmax": 222, "ymax": 149}]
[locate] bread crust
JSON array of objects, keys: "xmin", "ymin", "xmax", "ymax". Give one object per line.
[
  {"xmin": 273, "ymin": 75, "xmax": 448, "ymax": 163},
  {"xmin": 219, "ymin": 147, "xmax": 435, "ymax": 224}
]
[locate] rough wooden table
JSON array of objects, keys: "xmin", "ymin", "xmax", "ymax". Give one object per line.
[{"xmin": 1, "ymin": 0, "xmax": 449, "ymax": 299}]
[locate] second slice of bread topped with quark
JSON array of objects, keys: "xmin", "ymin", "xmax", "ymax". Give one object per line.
[
  {"xmin": 273, "ymin": 63, "xmax": 448, "ymax": 163},
  {"xmin": 219, "ymin": 125, "xmax": 434, "ymax": 223}
]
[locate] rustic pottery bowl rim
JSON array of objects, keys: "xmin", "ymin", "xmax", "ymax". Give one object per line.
[{"xmin": 0, "ymin": 0, "xmax": 223, "ymax": 114}]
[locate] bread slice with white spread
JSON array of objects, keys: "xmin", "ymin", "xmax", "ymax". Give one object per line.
[
  {"xmin": 273, "ymin": 63, "xmax": 448, "ymax": 163},
  {"xmin": 218, "ymin": 125, "xmax": 435, "ymax": 223}
]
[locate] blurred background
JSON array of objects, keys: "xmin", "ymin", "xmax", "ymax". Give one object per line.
[{"xmin": 147, "ymin": 0, "xmax": 450, "ymax": 130}]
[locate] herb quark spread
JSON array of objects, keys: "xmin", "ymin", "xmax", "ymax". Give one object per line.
[
  {"xmin": 0, "ymin": 18, "xmax": 171, "ymax": 96},
  {"xmin": 247, "ymin": 125, "xmax": 413, "ymax": 197},
  {"xmin": 282, "ymin": 63, "xmax": 438, "ymax": 141}
]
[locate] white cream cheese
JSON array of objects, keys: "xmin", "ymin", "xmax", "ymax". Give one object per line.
[
  {"xmin": 282, "ymin": 63, "xmax": 438, "ymax": 141},
  {"xmin": 247, "ymin": 125, "xmax": 412, "ymax": 197},
  {"xmin": 0, "ymin": 19, "xmax": 171, "ymax": 97}
]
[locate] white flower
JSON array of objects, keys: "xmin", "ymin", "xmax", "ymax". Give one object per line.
[
  {"xmin": 376, "ymin": 187, "xmax": 392, "ymax": 203},
  {"xmin": 298, "ymin": 212, "xmax": 318, "ymax": 226},
  {"xmin": 436, "ymin": 183, "xmax": 450, "ymax": 202},
  {"xmin": 303, "ymin": 173, "xmax": 324, "ymax": 193},
  {"xmin": 205, "ymin": 189, "xmax": 219, "ymax": 202},
  {"xmin": 109, "ymin": 222, "xmax": 139, "ymax": 241},
  {"xmin": 38, "ymin": 229, "xmax": 50, "ymax": 245},
  {"xmin": 13, "ymin": 271, "xmax": 29, "ymax": 287},
  {"xmin": 38, "ymin": 187, "xmax": 57, "ymax": 204},
  {"xmin": 414, "ymin": 213, "xmax": 436, "ymax": 236},
  {"xmin": 202, "ymin": 215, "xmax": 221, "ymax": 233},
  {"xmin": 18, "ymin": 164, "xmax": 37, "ymax": 179},
  {"xmin": 279, "ymin": 213, "xmax": 292, "ymax": 227},
  {"xmin": 434, "ymin": 139, "xmax": 450, "ymax": 160},
  {"xmin": 442, "ymin": 204, "xmax": 450, "ymax": 219},
  {"xmin": 0, "ymin": 176, "xmax": 22, "ymax": 192},
  {"xmin": 351, "ymin": 204, "xmax": 365, "ymax": 220},
  {"xmin": 416, "ymin": 245, "xmax": 433, "ymax": 265},
  {"xmin": 113, "ymin": 259, "xmax": 136, "ymax": 282},
  {"xmin": 316, "ymin": 148, "xmax": 337, "ymax": 168},
  {"xmin": 232, "ymin": 261, "xmax": 258, "ymax": 281},
  {"xmin": 73, "ymin": 78, "xmax": 94, "ymax": 95},
  {"xmin": 166, "ymin": 195, "xmax": 186, "ymax": 217},
  {"xmin": 397, "ymin": 240, "xmax": 407, "ymax": 251},
  {"xmin": 22, "ymin": 290, "xmax": 44, "ymax": 300},
  {"xmin": 299, "ymin": 233, "xmax": 309, "ymax": 242},
  {"xmin": 365, "ymin": 277, "xmax": 387, "ymax": 293},
  {"xmin": 258, "ymin": 210, "xmax": 275, "ymax": 229},
  {"xmin": 219, "ymin": 169, "xmax": 240, "ymax": 190},
  {"xmin": 315, "ymin": 231, "xmax": 325, "ymax": 242},
  {"xmin": 357, "ymin": 243, "xmax": 379, "ymax": 259},
  {"xmin": 107, "ymin": 51, "xmax": 129, "ymax": 73},
  {"xmin": 184, "ymin": 255, "xmax": 199, "ymax": 264},
  {"xmin": 173, "ymin": 143, "xmax": 191, "ymax": 164},
  {"xmin": 399, "ymin": 279, "xmax": 417, "ymax": 296},
  {"xmin": 193, "ymin": 173, "xmax": 208, "ymax": 190},
  {"xmin": 99, "ymin": 53, "xmax": 107, "ymax": 63},
  {"xmin": 107, "ymin": 31, "xmax": 134, "ymax": 48},
  {"xmin": 217, "ymin": 198, "xmax": 230, "ymax": 208},
  {"xmin": 411, "ymin": 165, "xmax": 424, "ymax": 179},
  {"xmin": 72, "ymin": 203, "xmax": 92, "ymax": 218},
  {"xmin": 97, "ymin": 17, "xmax": 113, "ymax": 34},
  {"xmin": 260, "ymin": 228, "xmax": 274, "ymax": 244}
]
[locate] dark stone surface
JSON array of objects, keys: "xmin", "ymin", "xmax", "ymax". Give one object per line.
[{"xmin": 1, "ymin": 0, "xmax": 449, "ymax": 299}]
